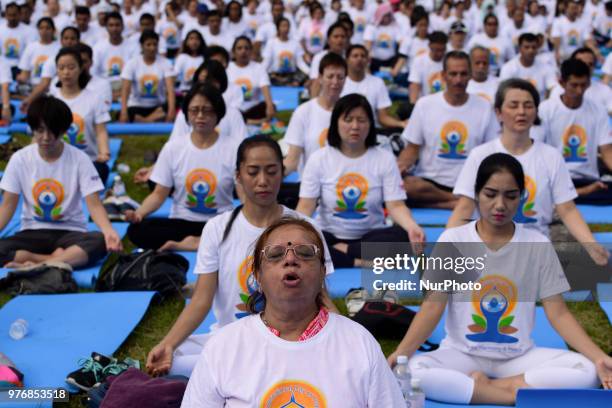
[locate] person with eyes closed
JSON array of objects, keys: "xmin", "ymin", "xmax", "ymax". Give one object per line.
[
  {"xmin": 145, "ymin": 136, "xmax": 336, "ymax": 378},
  {"xmin": 388, "ymin": 153, "xmax": 612, "ymax": 405},
  {"xmin": 448, "ymin": 78, "xmax": 609, "ymax": 266}
]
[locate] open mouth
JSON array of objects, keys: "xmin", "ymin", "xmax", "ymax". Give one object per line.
[{"xmin": 282, "ymin": 272, "xmax": 301, "ymax": 287}]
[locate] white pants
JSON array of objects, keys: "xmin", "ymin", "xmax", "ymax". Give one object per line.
[
  {"xmin": 169, "ymin": 333, "xmax": 211, "ymax": 377},
  {"xmin": 409, "ymin": 346, "xmax": 599, "ymax": 404}
]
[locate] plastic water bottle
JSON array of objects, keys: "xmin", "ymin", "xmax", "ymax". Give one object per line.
[
  {"xmin": 112, "ymin": 175, "xmax": 126, "ymax": 197},
  {"xmin": 393, "ymin": 355, "xmax": 411, "ymax": 402},
  {"xmin": 406, "ymin": 378, "xmax": 425, "ymax": 408},
  {"xmin": 117, "ymin": 163, "xmax": 130, "ymax": 174},
  {"xmin": 9, "ymin": 319, "xmax": 28, "ymax": 340}
]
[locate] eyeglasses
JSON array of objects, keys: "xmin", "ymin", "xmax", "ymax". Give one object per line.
[
  {"xmin": 187, "ymin": 106, "xmax": 216, "ymax": 116},
  {"xmin": 261, "ymin": 244, "xmax": 320, "ymax": 262}
]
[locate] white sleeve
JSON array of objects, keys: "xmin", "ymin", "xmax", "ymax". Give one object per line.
[
  {"xmin": 180, "ymin": 352, "xmax": 225, "ymax": 408},
  {"xmin": 550, "ymin": 19, "xmax": 562, "ymax": 38},
  {"xmin": 149, "ymin": 143, "xmax": 176, "ymax": 188},
  {"xmin": 17, "ymin": 43, "xmax": 33, "ymax": 71},
  {"xmin": 162, "ymin": 58, "xmax": 175, "ymax": 78},
  {"xmin": 194, "ymin": 215, "xmax": 224, "ymax": 274},
  {"xmin": 595, "ymin": 106, "xmax": 612, "ymax": 147},
  {"xmin": 298, "ymin": 151, "xmax": 322, "ymax": 198},
  {"xmin": 401, "ymin": 101, "xmax": 424, "ymax": 144},
  {"xmin": 550, "ymin": 151, "xmax": 578, "ymax": 204},
  {"xmin": 0, "ymin": 154, "xmax": 23, "ymax": 195},
  {"xmin": 363, "ymin": 24, "xmax": 376, "ymax": 42},
  {"xmin": 544, "ymin": 66, "xmax": 557, "ymax": 90},
  {"xmin": 78, "ymin": 154, "xmax": 105, "ymax": 197},
  {"xmin": 483, "ymin": 108, "xmax": 501, "ymax": 142},
  {"xmin": 407, "ymin": 58, "xmax": 421, "ymax": 84},
  {"xmin": 172, "ymin": 55, "xmax": 184, "ymax": 77},
  {"xmin": 257, "ymin": 64, "xmax": 271, "ymax": 87},
  {"xmin": 537, "ymin": 241, "xmax": 570, "ymax": 300},
  {"xmin": 120, "ymin": 59, "xmax": 135, "ymax": 81},
  {"xmin": 261, "ymin": 41, "xmax": 274, "ymax": 72},
  {"xmin": 94, "ymin": 94, "xmax": 111, "ymax": 123},
  {"xmin": 40, "ymin": 59, "xmax": 55, "ymax": 79},
  {"xmin": 366, "ymin": 341, "xmax": 405, "ymax": 406},
  {"xmin": 452, "ymin": 149, "xmax": 480, "ymax": 199},
  {"xmin": 283, "ymin": 104, "xmax": 306, "ymax": 147},
  {"xmin": 499, "ymin": 61, "xmax": 512, "ymax": 80},
  {"xmin": 375, "ymin": 80, "xmax": 392, "ymax": 110},
  {"xmin": 169, "ymin": 111, "xmax": 189, "ymax": 143},
  {"xmin": 381, "ymin": 152, "xmax": 407, "ymax": 201}
]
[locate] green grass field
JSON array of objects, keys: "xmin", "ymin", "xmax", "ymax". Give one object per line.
[{"xmin": 1, "ymin": 131, "xmax": 611, "ymax": 408}]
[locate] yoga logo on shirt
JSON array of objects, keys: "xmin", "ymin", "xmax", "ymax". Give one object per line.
[
  {"xmin": 355, "ymin": 17, "xmax": 366, "ymax": 33},
  {"xmin": 140, "ymin": 74, "xmax": 159, "ymax": 98},
  {"xmin": 466, "ymin": 274, "xmax": 519, "ymax": 344},
  {"xmin": 235, "ymin": 256, "xmax": 258, "ymax": 319},
  {"xmin": 416, "ymin": 48, "xmax": 427, "ymax": 57},
  {"xmin": 334, "ymin": 173, "xmax": 369, "ymax": 219},
  {"xmin": 260, "ymin": 380, "xmax": 326, "ymax": 408},
  {"xmin": 63, "ymin": 113, "xmax": 86, "ymax": 149},
  {"xmin": 310, "ymin": 31, "xmax": 323, "ymax": 48},
  {"xmin": 318, "ymin": 128, "xmax": 328, "ymax": 147},
  {"xmin": 477, "ymin": 93, "xmax": 492, "ymax": 103},
  {"xmin": 427, "ymin": 71, "xmax": 445, "ymax": 94},
  {"xmin": 438, "ymin": 121, "xmax": 468, "ymax": 159},
  {"xmin": 184, "ymin": 67, "xmax": 197, "ymax": 85},
  {"xmin": 488, "ymin": 46, "xmax": 500, "ymax": 68},
  {"xmin": 562, "ymin": 124, "xmax": 588, "ymax": 162},
  {"xmin": 235, "ymin": 78, "xmax": 254, "ymax": 100},
  {"xmin": 376, "ymin": 33, "xmax": 392, "ymax": 49},
  {"xmin": 278, "ymin": 50, "xmax": 295, "ymax": 73},
  {"xmin": 514, "ymin": 175, "xmax": 537, "ymax": 224},
  {"xmin": 33, "ymin": 55, "xmax": 48, "ymax": 78},
  {"xmin": 4, "ymin": 38, "xmax": 19, "ymax": 59},
  {"xmin": 32, "ymin": 179, "xmax": 65, "ymax": 222},
  {"xmin": 567, "ymin": 29, "xmax": 579, "ymax": 46},
  {"xmin": 163, "ymin": 27, "xmax": 178, "ymax": 47},
  {"xmin": 185, "ymin": 169, "xmax": 217, "ymax": 214},
  {"xmin": 107, "ymin": 56, "xmax": 124, "ymax": 77}
]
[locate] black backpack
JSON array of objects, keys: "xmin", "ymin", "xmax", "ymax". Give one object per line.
[
  {"xmin": 0, "ymin": 262, "xmax": 78, "ymax": 295},
  {"xmin": 95, "ymin": 250, "xmax": 188, "ymax": 299}
]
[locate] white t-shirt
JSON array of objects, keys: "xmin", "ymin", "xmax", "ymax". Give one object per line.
[
  {"xmin": 341, "ymin": 74, "xmax": 392, "ymax": 113},
  {"xmin": 283, "ymin": 98, "xmax": 332, "ymax": 177},
  {"xmin": 120, "ymin": 55, "xmax": 175, "ymax": 108},
  {"xmin": 551, "ymin": 15, "xmax": 592, "ymax": 60},
  {"xmin": 173, "ymin": 54, "xmax": 204, "ymax": 92},
  {"xmin": 52, "ymin": 89, "xmax": 111, "ymax": 160},
  {"xmin": 181, "ymin": 21, "xmax": 206, "ymax": 41},
  {"xmin": 430, "ymin": 221, "xmax": 570, "ymax": 359},
  {"xmin": 150, "ymin": 137, "xmax": 238, "ymax": 222},
  {"xmin": 194, "ymin": 207, "xmax": 334, "ymax": 329},
  {"xmin": 0, "ymin": 59, "xmax": 11, "ymax": 100},
  {"xmin": 467, "ymin": 33, "xmax": 515, "ymax": 74},
  {"xmin": 245, "ymin": 12, "xmax": 265, "ymax": 40},
  {"xmin": 466, "ymin": 76, "xmax": 499, "ymax": 104},
  {"xmin": 308, "ymin": 49, "xmax": 329, "ymax": 80},
  {"xmin": 363, "ymin": 23, "xmax": 402, "ymax": 61},
  {"xmin": 262, "ymin": 37, "xmax": 306, "ymax": 74},
  {"xmin": 222, "ymin": 18, "xmax": 248, "ymax": 39},
  {"xmin": 78, "ymin": 25, "xmax": 102, "ymax": 47},
  {"xmin": 300, "ymin": 146, "xmax": 407, "ymax": 240},
  {"xmin": 298, "ymin": 18, "xmax": 327, "ymax": 55},
  {"xmin": 168, "ymin": 107, "xmax": 248, "ymax": 146},
  {"xmin": 18, "ymin": 41, "xmax": 60, "ymax": 85},
  {"xmin": 92, "ymin": 38, "xmax": 133, "ymax": 87},
  {"xmin": 226, "ymin": 61, "xmax": 270, "ymax": 111},
  {"xmin": 156, "ymin": 19, "xmax": 181, "ymax": 51},
  {"xmin": 347, "ymin": 6, "xmax": 370, "ymax": 44},
  {"xmin": 499, "ymin": 57, "xmax": 557, "ymax": 99},
  {"xmin": 538, "ymin": 96, "xmax": 611, "ymax": 180},
  {"xmin": 603, "ymin": 53, "xmax": 612, "ymax": 77},
  {"xmin": 0, "ymin": 23, "xmax": 33, "ymax": 67},
  {"xmin": 453, "ymin": 138, "xmax": 578, "ymax": 236},
  {"xmin": 181, "ymin": 313, "xmax": 404, "ymax": 407},
  {"xmin": 401, "ymin": 92, "xmax": 500, "ymax": 187},
  {"xmin": 202, "ymin": 27, "xmax": 234, "ymax": 52},
  {"xmin": 408, "ymin": 53, "xmax": 445, "ymax": 96},
  {"xmin": 0, "ymin": 143, "xmax": 104, "ymax": 232},
  {"xmin": 223, "ymin": 83, "xmax": 245, "ymax": 111},
  {"xmin": 398, "ymin": 36, "xmax": 429, "ymax": 63}
]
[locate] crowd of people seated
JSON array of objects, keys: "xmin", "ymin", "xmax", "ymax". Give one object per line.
[{"xmin": 0, "ymin": 0, "xmax": 611, "ymax": 405}]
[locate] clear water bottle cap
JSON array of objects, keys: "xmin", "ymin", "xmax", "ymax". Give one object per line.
[
  {"xmin": 397, "ymin": 355, "xmax": 408, "ymax": 364},
  {"xmin": 411, "ymin": 378, "xmax": 421, "ymax": 388}
]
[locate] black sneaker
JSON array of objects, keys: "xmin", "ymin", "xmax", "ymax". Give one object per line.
[{"xmin": 65, "ymin": 352, "xmax": 112, "ymax": 391}]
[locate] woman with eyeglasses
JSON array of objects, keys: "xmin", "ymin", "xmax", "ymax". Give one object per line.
[
  {"xmin": 296, "ymin": 93, "xmax": 425, "ymax": 268},
  {"xmin": 124, "ymin": 83, "xmax": 238, "ymax": 252},
  {"xmin": 182, "ymin": 217, "xmax": 403, "ymax": 406},
  {"xmin": 146, "ymin": 136, "xmax": 335, "ymax": 377}
]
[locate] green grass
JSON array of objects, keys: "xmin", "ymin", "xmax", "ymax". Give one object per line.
[{"xmin": 0, "ymin": 131, "xmax": 611, "ymax": 407}]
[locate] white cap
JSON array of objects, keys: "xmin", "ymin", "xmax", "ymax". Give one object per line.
[
  {"xmin": 411, "ymin": 378, "xmax": 421, "ymax": 388},
  {"xmin": 397, "ymin": 355, "xmax": 408, "ymax": 364}
]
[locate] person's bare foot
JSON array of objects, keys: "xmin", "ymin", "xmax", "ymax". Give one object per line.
[
  {"xmin": 333, "ymin": 243, "xmax": 349, "ymax": 253},
  {"xmin": 5, "ymin": 260, "xmax": 37, "ymax": 269}
]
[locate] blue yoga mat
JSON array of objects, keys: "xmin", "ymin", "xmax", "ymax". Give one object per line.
[
  {"xmin": 176, "ymin": 250, "xmax": 198, "ymax": 283},
  {"xmin": 270, "ymin": 86, "xmax": 302, "ymax": 111},
  {"xmin": 150, "ymin": 198, "xmax": 172, "ymax": 218},
  {"xmin": 0, "ymin": 292, "xmax": 155, "ymax": 392},
  {"xmin": 411, "ymin": 208, "xmax": 452, "ymax": 225},
  {"xmin": 424, "ymin": 227, "xmax": 445, "ymax": 243},
  {"xmin": 577, "ymin": 205, "xmax": 612, "ymax": 224},
  {"xmin": 516, "ymin": 389, "xmax": 612, "ymax": 408},
  {"xmin": 106, "ymin": 123, "xmax": 173, "ymax": 135},
  {"xmin": 562, "ymin": 290, "xmax": 594, "ymax": 301},
  {"xmin": 107, "ymin": 138, "xmax": 123, "ymax": 171},
  {"xmin": 596, "ymin": 283, "xmax": 612, "ymax": 324},
  {"xmin": 594, "ymin": 232, "xmax": 612, "ymax": 243},
  {"xmin": 283, "ymin": 171, "xmax": 299, "ymax": 183},
  {"xmin": 326, "ymin": 268, "xmax": 361, "ymax": 298},
  {"xmin": 9, "ymin": 99, "xmax": 26, "ymax": 123},
  {"xmin": 193, "ymin": 309, "xmax": 217, "ymax": 335},
  {"xmin": 0, "ymin": 134, "xmax": 11, "ymax": 144}
]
